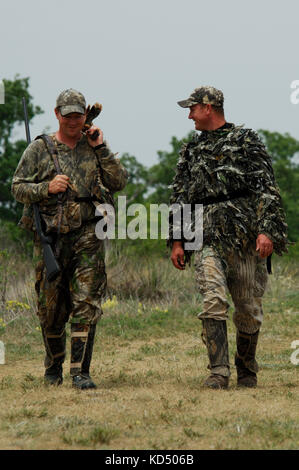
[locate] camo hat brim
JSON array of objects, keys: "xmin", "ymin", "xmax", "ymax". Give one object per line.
[
  {"xmin": 56, "ymin": 88, "xmax": 86, "ymax": 116},
  {"xmin": 59, "ymin": 104, "xmax": 85, "ymax": 116},
  {"xmin": 177, "ymin": 97, "xmax": 199, "ymax": 108},
  {"xmin": 178, "ymin": 86, "xmax": 224, "ymax": 108}
]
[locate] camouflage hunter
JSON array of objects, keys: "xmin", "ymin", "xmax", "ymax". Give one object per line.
[
  {"xmin": 169, "ymin": 123, "xmax": 288, "ymax": 258},
  {"xmin": 13, "ymin": 133, "xmax": 126, "ymax": 233},
  {"xmin": 12, "ymin": 89, "xmax": 128, "ymax": 389},
  {"xmin": 169, "ymin": 85, "xmax": 288, "ymax": 389}
]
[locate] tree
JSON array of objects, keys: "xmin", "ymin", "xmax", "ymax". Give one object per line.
[
  {"xmin": 0, "ymin": 76, "xmax": 43, "ymax": 220},
  {"xmin": 258, "ymin": 130, "xmax": 299, "ymax": 163},
  {"xmin": 147, "ymin": 133, "xmax": 194, "ymax": 204},
  {"xmin": 118, "ymin": 153, "xmax": 149, "ymax": 204},
  {"xmin": 259, "ymin": 129, "xmax": 299, "ymax": 242}
]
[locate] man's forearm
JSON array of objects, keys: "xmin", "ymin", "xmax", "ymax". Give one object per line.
[
  {"xmin": 11, "ymin": 181, "xmax": 49, "ymax": 204},
  {"xmin": 172, "ymin": 241, "xmax": 183, "ymax": 248}
]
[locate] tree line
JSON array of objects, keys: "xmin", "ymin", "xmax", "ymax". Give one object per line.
[{"xmin": 0, "ymin": 76, "xmax": 298, "ymax": 253}]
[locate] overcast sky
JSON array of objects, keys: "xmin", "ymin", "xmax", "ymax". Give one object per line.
[{"xmin": 1, "ymin": 0, "xmax": 299, "ymax": 166}]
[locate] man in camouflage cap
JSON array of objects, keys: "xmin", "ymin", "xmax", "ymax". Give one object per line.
[
  {"xmin": 56, "ymin": 88, "xmax": 87, "ymax": 115},
  {"xmin": 169, "ymin": 86, "xmax": 288, "ymax": 389},
  {"xmin": 12, "ymin": 88, "xmax": 127, "ymax": 389},
  {"xmin": 177, "ymin": 86, "xmax": 224, "ymax": 109}
]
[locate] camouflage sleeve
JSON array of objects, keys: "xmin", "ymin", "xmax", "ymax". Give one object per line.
[
  {"xmin": 242, "ymin": 129, "xmax": 288, "ymax": 254},
  {"xmin": 167, "ymin": 142, "xmax": 191, "ymax": 248},
  {"xmin": 11, "ymin": 140, "xmax": 50, "ymax": 204},
  {"xmin": 95, "ymin": 141, "xmax": 128, "ymax": 193}
]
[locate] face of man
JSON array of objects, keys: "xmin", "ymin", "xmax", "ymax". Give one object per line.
[
  {"xmin": 188, "ymin": 103, "xmax": 211, "ymax": 131},
  {"xmin": 55, "ymin": 108, "xmax": 86, "ymax": 139}
]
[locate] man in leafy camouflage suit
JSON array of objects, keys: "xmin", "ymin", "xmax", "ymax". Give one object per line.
[
  {"xmin": 169, "ymin": 86, "xmax": 288, "ymax": 389},
  {"xmin": 12, "ymin": 89, "xmax": 127, "ymax": 389}
]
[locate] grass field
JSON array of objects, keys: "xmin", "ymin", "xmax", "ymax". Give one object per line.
[{"xmin": 0, "ymin": 251, "xmax": 298, "ymax": 450}]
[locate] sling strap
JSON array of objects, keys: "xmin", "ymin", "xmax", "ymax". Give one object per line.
[{"xmin": 35, "ymin": 134, "xmax": 63, "ymax": 256}]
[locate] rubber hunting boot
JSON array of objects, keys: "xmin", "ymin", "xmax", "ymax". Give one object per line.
[
  {"xmin": 202, "ymin": 318, "xmax": 230, "ymax": 390},
  {"xmin": 235, "ymin": 329, "xmax": 259, "ymax": 388},
  {"xmin": 70, "ymin": 323, "xmax": 97, "ymax": 390},
  {"xmin": 42, "ymin": 326, "xmax": 66, "ymax": 386}
]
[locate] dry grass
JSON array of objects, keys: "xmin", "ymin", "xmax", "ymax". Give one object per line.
[
  {"xmin": 0, "ymin": 251, "xmax": 298, "ymax": 450},
  {"xmin": 0, "ymin": 327, "xmax": 298, "ymax": 450}
]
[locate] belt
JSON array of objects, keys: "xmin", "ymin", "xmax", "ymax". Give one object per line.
[
  {"xmin": 195, "ymin": 189, "xmax": 251, "ymax": 207},
  {"xmin": 74, "ymin": 196, "xmax": 98, "ymax": 202}
]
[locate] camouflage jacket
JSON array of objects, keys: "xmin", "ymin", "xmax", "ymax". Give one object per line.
[
  {"xmin": 169, "ymin": 123, "xmax": 288, "ymax": 257},
  {"xmin": 11, "ymin": 134, "xmax": 127, "ymax": 234}
]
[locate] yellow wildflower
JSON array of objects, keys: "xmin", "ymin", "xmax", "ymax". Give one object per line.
[
  {"xmin": 5, "ymin": 300, "xmax": 30, "ymax": 311},
  {"xmin": 102, "ymin": 295, "xmax": 118, "ymax": 310}
]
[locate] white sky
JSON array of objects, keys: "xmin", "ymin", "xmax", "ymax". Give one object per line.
[{"xmin": 1, "ymin": 0, "xmax": 299, "ymax": 165}]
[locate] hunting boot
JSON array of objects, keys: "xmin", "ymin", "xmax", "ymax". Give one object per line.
[
  {"xmin": 70, "ymin": 323, "xmax": 97, "ymax": 390},
  {"xmin": 202, "ymin": 319, "xmax": 230, "ymax": 389},
  {"xmin": 235, "ymin": 329, "xmax": 259, "ymax": 388},
  {"xmin": 42, "ymin": 326, "xmax": 66, "ymax": 386}
]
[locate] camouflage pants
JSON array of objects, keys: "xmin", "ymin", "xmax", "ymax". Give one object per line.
[
  {"xmin": 34, "ymin": 222, "xmax": 107, "ymax": 334},
  {"xmin": 194, "ymin": 245, "xmax": 268, "ymax": 334}
]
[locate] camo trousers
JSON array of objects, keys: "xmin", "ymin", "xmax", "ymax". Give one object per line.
[
  {"xmin": 33, "ymin": 222, "xmax": 107, "ymax": 333},
  {"xmin": 194, "ymin": 245, "xmax": 268, "ymax": 334}
]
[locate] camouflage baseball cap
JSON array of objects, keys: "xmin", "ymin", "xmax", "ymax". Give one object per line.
[
  {"xmin": 177, "ymin": 86, "xmax": 224, "ymax": 108},
  {"xmin": 56, "ymin": 88, "xmax": 86, "ymax": 115}
]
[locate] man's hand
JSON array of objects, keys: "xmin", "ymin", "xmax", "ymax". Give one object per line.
[
  {"xmin": 171, "ymin": 241, "xmax": 185, "ymax": 270},
  {"xmin": 256, "ymin": 234, "xmax": 273, "ymax": 258},
  {"xmin": 48, "ymin": 174, "xmax": 70, "ymax": 194},
  {"xmin": 86, "ymin": 125, "xmax": 104, "ymax": 147}
]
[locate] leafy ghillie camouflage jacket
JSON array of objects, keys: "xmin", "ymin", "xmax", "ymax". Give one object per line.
[
  {"xmin": 11, "ymin": 134, "xmax": 127, "ymax": 234},
  {"xmin": 168, "ymin": 123, "xmax": 288, "ymax": 258}
]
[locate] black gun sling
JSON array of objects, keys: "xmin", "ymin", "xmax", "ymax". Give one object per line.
[{"xmin": 35, "ymin": 135, "xmax": 63, "ymax": 256}]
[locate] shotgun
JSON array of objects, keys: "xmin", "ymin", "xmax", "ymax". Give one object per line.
[{"xmin": 22, "ymin": 97, "xmax": 60, "ymax": 282}]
